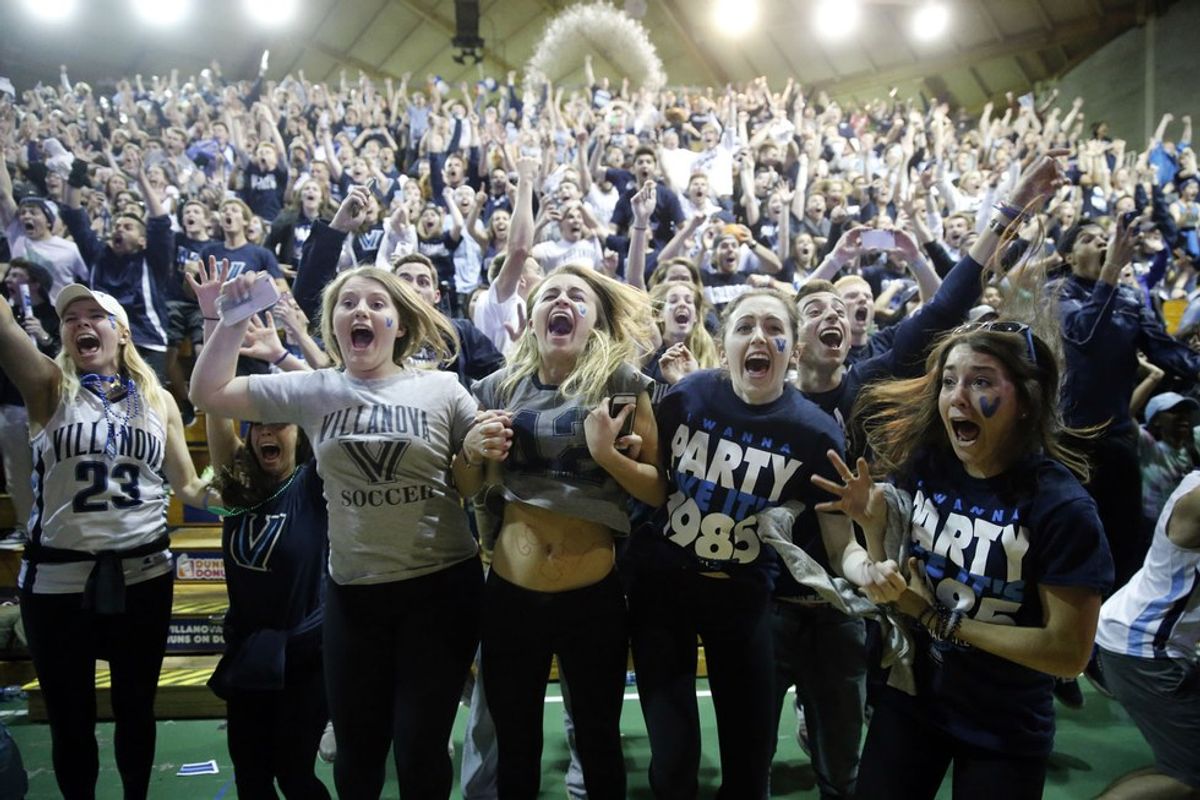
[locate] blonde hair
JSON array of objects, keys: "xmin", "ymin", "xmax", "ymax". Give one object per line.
[
  {"xmin": 57, "ymin": 328, "xmax": 170, "ymax": 426},
  {"xmin": 318, "ymin": 266, "xmax": 459, "ymax": 369},
  {"xmin": 650, "ymin": 282, "xmax": 719, "ymax": 370},
  {"xmin": 499, "ymin": 264, "xmax": 655, "ymax": 406}
]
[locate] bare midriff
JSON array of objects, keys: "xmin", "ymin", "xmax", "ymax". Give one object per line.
[{"xmin": 491, "ymin": 500, "xmax": 615, "ymax": 592}]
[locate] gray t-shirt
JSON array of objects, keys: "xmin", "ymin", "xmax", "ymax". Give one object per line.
[
  {"xmin": 473, "ymin": 362, "xmax": 651, "ymax": 534},
  {"xmin": 247, "ymin": 367, "xmax": 478, "ymax": 585}
]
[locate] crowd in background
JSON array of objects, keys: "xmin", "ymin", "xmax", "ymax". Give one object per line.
[{"xmin": 1, "ymin": 50, "xmax": 1199, "ymax": 800}]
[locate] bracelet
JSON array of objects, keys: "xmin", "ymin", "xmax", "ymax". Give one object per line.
[
  {"xmin": 203, "ymin": 315, "xmax": 219, "ymax": 321},
  {"xmin": 631, "ymin": 225, "xmax": 649, "ymax": 231},
  {"xmin": 986, "ymin": 215, "xmax": 1013, "ymax": 237},
  {"xmin": 271, "ymin": 351, "xmax": 290, "ymax": 366},
  {"xmin": 918, "ymin": 606, "xmax": 938, "ymax": 635}
]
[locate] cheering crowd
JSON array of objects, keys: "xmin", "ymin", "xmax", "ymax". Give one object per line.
[{"xmin": 1, "ymin": 52, "xmax": 1199, "ymax": 800}]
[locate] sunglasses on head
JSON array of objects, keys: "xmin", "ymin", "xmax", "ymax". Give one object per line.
[{"xmin": 953, "ymin": 321, "xmax": 1038, "ymax": 365}]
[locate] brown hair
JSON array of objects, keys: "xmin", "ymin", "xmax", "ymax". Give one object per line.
[
  {"xmin": 318, "ymin": 266, "xmax": 459, "ymax": 369},
  {"xmin": 855, "ymin": 324, "xmax": 1090, "ymax": 481}
]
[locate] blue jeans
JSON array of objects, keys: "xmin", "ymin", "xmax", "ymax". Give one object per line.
[{"xmin": 770, "ymin": 601, "xmax": 867, "ymax": 799}]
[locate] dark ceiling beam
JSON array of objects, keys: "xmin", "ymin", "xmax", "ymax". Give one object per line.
[
  {"xmin": 810, "ymin": 12, "xmax": 1137, "ymax": 101},
  {"xmin": 658, "ymin": 0, "xmax": 729, "ymax": 86},
  {"xmin": 1011, "ymin": 54, "xmax": 1037, "ymax": 85},
  {"xmin": 922, "ymin": 75, "xmax": 956, "ymax": 107},
  {"xmin": 967, "ymin": 66, "xmax": 992, "ymax": 98}
]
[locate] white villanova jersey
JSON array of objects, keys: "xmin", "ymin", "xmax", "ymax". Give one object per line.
[
  {"xmin": 1096, "ymin": 470, "xmax": 1200, "ymax": 660},
  {"xmin": 20, "ymin": 388, "xmax": 172, "ymax": 593}
]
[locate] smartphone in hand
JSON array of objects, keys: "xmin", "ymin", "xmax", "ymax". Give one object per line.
[
  {"xmin": 609, "ymin": 393, "xmax": 637, "ymax": 439},
  {"xmin": 217, "ymin": 275, "xmax": 280, "ymax": 326},
  {"xmin": 861, "ymin": 229, "xmax": 895, "ymax": 251}
]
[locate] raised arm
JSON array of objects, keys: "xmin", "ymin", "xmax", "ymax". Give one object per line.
[
  {"xmin": 0, "ymin": 290, "xmax": 61, "ymax": 427},
  {"xmin": 626, "ymin": 180, "xmax": 656, "ymax": 291},
  {"xmin": 188, "ymin": 272, "xmax": 268, "ymax": 420},
  {"xmin": 0, "ymin": 154, "xmax": 17, "ymax": 226},
  {"xmin": 494, "ymin": 155, "xmax": 538, "ymax": 303}
]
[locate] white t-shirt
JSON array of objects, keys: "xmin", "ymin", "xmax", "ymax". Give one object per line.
[
  {"xmin": 247, "ymin": 367, "xmax": 479, "ymax": 585},
  {"xmin": 5, "ymin": 218, "xmax": 89, "ymax": 303},
  {"xmin": 473, "ymin": 282, "xmax": 523, "ymax": 357},
  {"xmin": 531, "ymin": 237, "xmax": 603, "ymax": 273}
]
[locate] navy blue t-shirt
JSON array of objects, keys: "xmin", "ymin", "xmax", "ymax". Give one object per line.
[
  {"xmin": 883, "ymin": 450, "xmax": 1113, "ymax": 756},
  {"xmin": 199, "ymin": 242, "xmax": 283, "ymax": 280},
  {"xmin": 221, "ymin": 460, "xmax": 327, "ymax": 641},
  {"xmin": 645, "ymin": 370, "xmax": 845, "ymax": 585},
  {"xmin": 241, "ymin": 162, "xmax": 289, "ymax": 222},
  {"xmin": 171, "ymin": 233, "xmax": 211, "ymax": 303}
]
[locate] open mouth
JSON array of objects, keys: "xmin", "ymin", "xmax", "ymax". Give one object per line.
[
  {"xmin": 547, "ymin": 311, "xmax": 575, "ymax": 337},
  {"xmin": 950, "ymin": 419, "xmax": 981, "ymax": 444},
  {"xmin": 350, "ymin": 325, "xmax": 374, "ymax": 350},
  {"xmin": 259, "ymin": 443, "xmax": 281, "ymax": 462},
  {"xmin": 22, "ymin": 221, "xmax": 35, "ymax": 234},
  {"xmin": 855, "ymin": 307, "xmax": 869, "ymax": 323},
  {"xmin": 76, "ymin": 333, "xmax": 101, "ymax": 357},
  {"xmin": 672, "ymin": 309, "xmax": 691, "ymax": 325},
  {"xmin": 744, "ymin": 353, "xmax": 772, "ymax": 378},
  {"xmin": 818, "ymin": 327, "xmax": 844, "ymax": 348}
]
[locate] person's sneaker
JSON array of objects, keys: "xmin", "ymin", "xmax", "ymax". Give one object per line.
[
  {"xmin": 318, "ymin": 721, "xmax": 336, "ymax": 763},
  {"xmin": 1053, "ymin": 677, "xmax": 1085, "ymax": 709},
  {"xmin": 0, "ymin": 530, "xmax": 27, "ymax": 550},
  {"xmin": 1083, "ymin": 654, "xmax": 1113, "ymax": 699}
]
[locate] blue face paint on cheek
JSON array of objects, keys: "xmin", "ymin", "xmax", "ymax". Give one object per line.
[
  {"xmin": 774, "ymin": 337, "xmax": 787, "ymax": 353},
  {"xmin": 576, "ymin": 303, "xmax": 587, "ymax": 318},
  {"xmin": 980, "ymin": 395, "xmax": 1001, "ymax": 418},
  {"xmin": 385, "ymin": 318, "xmax": 393, "ymax": 328},
  {"xmin": 108, "ymin": 314, "xmax": 117, "ymax": 330}
]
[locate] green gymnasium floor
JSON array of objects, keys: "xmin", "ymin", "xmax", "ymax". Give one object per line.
[{"xmin": 5, "ymin": 680, "xmax": 1154, "ymax": 798}]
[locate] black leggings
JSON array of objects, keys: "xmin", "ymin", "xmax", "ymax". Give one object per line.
[
  {"xmin": 226, "ymin": 641, "xmax": 330, "ymax": 799},
  {"xmin": 21, "ymin": 571, "xmax": 174, "ymax": 800},
  {"xmin": 481, "ymin": 569, "xmax": 628, "ymax": 800},
  {"xmin": 856, "ymin": 697, "xmax": 1047, "ymax": 799},
  {"xmin": 322, "ymin": 557, "xmax": 483, "ymax": 800},
  {"xmin": 629, "ymin": 569, "xmax": 775, "ymax": 800}
]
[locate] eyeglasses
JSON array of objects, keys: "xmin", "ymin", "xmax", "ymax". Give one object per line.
[{"xmin": 953, "ymin": 321, "xmax": 1038, "ymax": 365}]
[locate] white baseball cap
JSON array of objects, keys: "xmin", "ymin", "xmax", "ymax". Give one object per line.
[{"xmin": 55, "ymin": 284, "xmax": 130, "ymax": 330}]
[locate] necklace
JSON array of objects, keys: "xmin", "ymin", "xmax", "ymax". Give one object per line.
[
  {"xmin": 208, "ymin": 468, "xmax": 300, "ymax": 518},
  {"xmin": 80, "ymin": 373, "xmax": 140, "ymax": 457}
]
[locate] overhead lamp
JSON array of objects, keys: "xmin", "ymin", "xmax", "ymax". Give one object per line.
[
  {"xmin": 713, "ymin": 0, "xmax": 759, "ymax": 37},
  {"xmin": 21, "ymin": 0, "xmax": 77, "ymax": 23},
  {"xmin": 132, "ymin": 0, "xmax": 189, "ymax": 26},
  {"xmin": 911, "ymin": 2, "xmax": 950, "ymax": 42},
  {"xmin": 245, "ymin": 0, "xmax": 297, "ymax": 27},
  {"xmin": 813, "ymin": 0, "xmax": 859, "ymax": 41}
]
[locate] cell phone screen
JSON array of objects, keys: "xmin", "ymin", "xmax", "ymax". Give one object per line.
[{"xmin": 861, "ymin": 230, "xmax": 894, "ymax": 251}]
